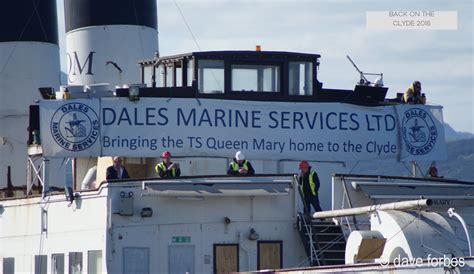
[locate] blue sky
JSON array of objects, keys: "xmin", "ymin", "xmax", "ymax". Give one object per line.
[{"xmin": 56, "ymin": 0, "xmax": 473, "ymax": 133}]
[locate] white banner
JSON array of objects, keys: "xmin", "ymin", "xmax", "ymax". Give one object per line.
[
  {"xmin": 397, "ymin": 105, "xmax": 447, "ymax": 162},
  {"xmin": 40, "ymin": 99, "xmax": 101, "ymax": 157},
  {"xmin": 39, "ymin": 98, "xmax": 447, "ymax": 162}
]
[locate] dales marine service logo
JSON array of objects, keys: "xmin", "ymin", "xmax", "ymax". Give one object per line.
[
  {"xmin": 50, "ymin": 103, "xmax": 99, "ymax": 151},
  {"xmin": 402, "ymin": 108, "xmax": 438, "ymax": 155}
]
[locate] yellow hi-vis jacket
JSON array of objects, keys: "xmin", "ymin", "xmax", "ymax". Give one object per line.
[
  {"xmin": 155, "ymin": 162, "xmax": 178, "ymax": 177},
  {"xmin": 301, "ymin": 170, "xmax": 318, "ymax": 196},
  {"xmin": 230, "ymin": 160, "xmax": 249, "ymax": 171}
]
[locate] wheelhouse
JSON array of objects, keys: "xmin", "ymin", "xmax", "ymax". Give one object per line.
[{"xmin": 128, "ymin": 51, "xmax": 389, "ymax": 104}]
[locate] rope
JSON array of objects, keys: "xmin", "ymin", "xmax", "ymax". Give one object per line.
[
  {"xmin": 0, "ymin": 1, "xmax": 38, "ymax": 75},
  {"xmin": 32, "ymin": 0, "xmax": 49, "ymax": 42},
  {"xmin": 348, "ymin": 161, "xmax": 360, "ymax": 174},
  {"xmin": 356, "ymin": 214, "xmax": 419, "ymax": 261},
  {"xmin": 131, "ymin": 0, "xmax": 146, "ymax": 60},
  {"xmin": 173, "ymin": 0, "xmax": 201, "ymax": 51}
]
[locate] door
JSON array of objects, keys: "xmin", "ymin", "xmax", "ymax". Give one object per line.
[
  {"xmin": 214, "ymin": 244, "xmax": 239, "ymax": 274},
  {"xmin": 168, "ymin": 245, "xmax": 194, "ymax": 274},
  {"xmin": 258, "ymin": 241, "xmax": 282, "ymax": 270},
  {"xmin": 123, "ymin": 247, "xmax": 150, "ymax": 274}
]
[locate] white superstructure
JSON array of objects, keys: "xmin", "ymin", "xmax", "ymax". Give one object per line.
[{"xmin": 0, "ymin": 175, "xmax": 307, "ymax": 273}]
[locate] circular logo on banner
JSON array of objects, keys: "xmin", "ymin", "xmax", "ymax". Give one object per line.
[
  {"xmin": 50, "ymin": 103, "xmax": 100, "ymax": 151},
  {"xmin": 402, "ymin": 108, "xmax": 438, "ymax": 155}
]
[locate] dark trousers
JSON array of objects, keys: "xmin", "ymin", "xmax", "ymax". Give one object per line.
[{"xmin": 304, "ymin": 194, "xmax": 322, "ymax": 214}]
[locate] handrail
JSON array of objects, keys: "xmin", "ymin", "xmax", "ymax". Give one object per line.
[
  {"xmin": 299, "ymin": 213, "xmax": 320, "ymax": 266},
  {"xmin": 295, "ymin": 176, "xmax": 321, "ymax": 266},
  {"xmin": 448, "ymin": 208, "xmax": 472, "ymax": 256},
  {"xmin": 341, "ymin": 177, "xmax": 359, "ymax": 230},
  {"xmin": 335, "ymin": 173, "xmax": 474, "ymax": 185},
  {"xmin": 296, "ymin": 176, "xmax": 311, "ymax": 215},
  {"xmin": 314, "ymin": 199, "xmax": 432, "ymax": 219}
]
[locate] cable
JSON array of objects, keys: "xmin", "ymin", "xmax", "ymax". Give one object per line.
[
  {"xmin": 315, "ymin": 234, "xmax": 345, "ymax": 256},
  {"xmin": 32, "ymin": 0, "xmax": 49, "ymax": 42},
  {"xmin": 348, "ymin": 161, "xmax": 359, "ymax": 174},
  {"xmin": 173, "ymin": 0, "xmax": 201, "ymax": 51},
  {"xmin": 357, "ymin": 214, "xmax": 418, "ymax": 261},
  {"xmin": 402, "ymin": 162, "xmax": 415, "ymax": 176},
  {"xmin": 131, "ymin": 0, "xmax": 146, "ymax": 60},
  {"xmin": 416, "ymin": 163, "xmax": 427, "ymax": 178},
  {"xmin": 172, "ymin": 1, "xmax": 222, "ymax": 97},
  {"xmin": 0, "ymin": 1, "xmax": 38, "ymax": 75}
]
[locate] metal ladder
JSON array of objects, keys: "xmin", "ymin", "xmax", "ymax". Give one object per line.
[
  {"xmin": 295, "ymin": 178, "xmax": 346, "ymax": 266},
  {"xmin": 297, "ymin": 213, "xmax": 346, "ymax": 266},
  {"xmin": 311, "ymin": 219, "xmax": 346, "ymax": 265},
  {"xmin": 297, "ymin": 213, "xmax": 321, "ymax": 266}
]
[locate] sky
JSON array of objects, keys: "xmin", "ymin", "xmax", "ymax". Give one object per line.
[{"xmin": 56, "ymin": 0, "xmax": 474, "ymax": 134}]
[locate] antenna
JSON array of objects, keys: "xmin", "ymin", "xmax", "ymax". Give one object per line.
[
  {"xmin": 346, "ymin": 55, "xmax": 369, "ymax": 84},
  {"xmin": 346, "ymin": 55, "xmax": 384, "ymax": 86}
]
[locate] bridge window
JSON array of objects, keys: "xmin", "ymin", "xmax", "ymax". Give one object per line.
[
  {"xmin": 2, "ymin": 257, "xmax": 14, "ymax": 274},
  {"xmin": 198, "ymin": 60, "xmax": 224, "ymax": 94},
  {"xmin": 231, "ymin": 64, "xmax": 280, "ymax": 92},
  {"xmin": 289, "ymin": 62, "xmax": 313, "ymax": 96},
  {"xmin": 143, "ymin": 65, "xmax": 154, "ymax": 87},
  {"xmin": 175, "ymin": 61, "xmax": 183, "ymax": 87},
  {"xmin": 68, "ymin": 252, "xmax": 82, "ymax": 274},
  {"xmin": 165, "ymin": 64, "xmax": 174, "ymax": 87},
  {"xmin": 156, "ymin": 64, "xmax": 165, "ymax": 87},
  {"xmin": 87, "ymin": 250, "xmax": 103, "ymax": 274},
  {"xmin": 52, "ymin": 254, "xmax": 65, "ymax": 274},
  {"xmin": 187, "ymin": 59, "xmax": 194, "ymax": 87},
  {"xmin": 35, "ymin": 255, "xmax": 47, "ymax": 274}
]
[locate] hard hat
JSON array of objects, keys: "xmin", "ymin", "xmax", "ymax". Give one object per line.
[
  {"xmin": 299, "ymin": 160, "xmax": 309, "ymax": 169},
  {"xmin": 235, "ymin": 151, "xmax": 245, "ymax": 161},
  {"xmin": 161, "ymin": 151, "xmax": 171, "ymax": 158}
]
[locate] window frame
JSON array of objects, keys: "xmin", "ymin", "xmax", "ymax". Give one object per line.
[
  {"xmin": 34, "ymin": 255, "xmax": 47, "ymax": 274},
  {"xmin": 2, "ymin": 257, "xmax": 15, "ymax": 274},
  {"xmin": 229, "ymin": 61, "xmax": 283, "ymax": 94},
  {"xmin": 51, "ymin": 253, "xmax": 65, "ymax": 274},
  {"xmin": 68, "ymin": 251, "xmax": 83, "ymax": 274},
  {"xmin": 196, "ymin": 59, "xmax": 226, "ymax": 94},
  {"xmin": 288, "ymin": 61, "xmax": 314, "ymax": 96},
  {"xmin": 87, "ymin": 250, "xmax": 103, "ymax": 274},
  {"xmin": 186, "ymin": 58, "xmax": 195, "ymax": 87}
]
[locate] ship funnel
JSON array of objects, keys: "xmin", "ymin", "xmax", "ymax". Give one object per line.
[
  {"xmin": 64, "ymin": 0, "xmax": 159, "ymax": 86},
  {"xmin": 0, "ymin": 1, "xmax": 60, "ymax": 190}
]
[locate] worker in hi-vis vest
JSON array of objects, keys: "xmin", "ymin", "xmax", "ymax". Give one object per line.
[
  {"xmin": 227, "ymin": 151, "xmax": 255, "ymax": 176},
  {"xmin": 298, "ymin": 160, "xmax": 322, "ymax": 214},
  {"xmin": 155, "ymin": 151, "xmax": 181, "ymax": 178}
]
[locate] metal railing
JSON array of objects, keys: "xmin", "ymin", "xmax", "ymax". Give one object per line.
[
  {"xmin": 298, "ymin": 212, "xmax": 320, "ymax": 266},
  {"xmin": 295, "ymin": 177, "xmax": 321, "ymax": 266},
  {"xmin": 340, "ymin": 177, "xmax": 359, "ymax": 231}
]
